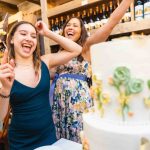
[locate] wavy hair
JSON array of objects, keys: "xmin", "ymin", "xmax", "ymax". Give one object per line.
[
  {"xmin": 61, "ymin": 17, "xmax": 89, "ymax": 62},
  {"xmin": 61, "ymin": 17, "xmax": 88, "ymax": 46}
]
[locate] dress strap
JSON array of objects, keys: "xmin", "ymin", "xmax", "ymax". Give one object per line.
[{"xmin": 49, "ymin": 73, "xmax": 87, "ymax": 106}]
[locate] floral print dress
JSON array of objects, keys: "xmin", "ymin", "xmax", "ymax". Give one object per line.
[{"xmin": 51, "ymin": 57, "xmax": 93, "ymax": 143}]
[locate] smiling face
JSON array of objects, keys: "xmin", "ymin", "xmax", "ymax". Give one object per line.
[
  {"xmin": 64, "ymin": 18, "xmax": 81, "ymax": 42},
  {"xmin": 11, "ymin": 23, "xmax": 37, "ymax": 59}
]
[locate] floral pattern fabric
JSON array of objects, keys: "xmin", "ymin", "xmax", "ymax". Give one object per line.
[{"xmin": 51, "ymin": 57, "xmax": 93, "ymax": 143}]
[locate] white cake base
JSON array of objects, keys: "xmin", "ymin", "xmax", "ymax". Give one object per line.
[
  {"xmin": 83, "ymin": 113, "xmax": 150, "ymax": 150},
  {"xmin": 35, "ymin": 138, "xmax": 82, "ymax": 150}
]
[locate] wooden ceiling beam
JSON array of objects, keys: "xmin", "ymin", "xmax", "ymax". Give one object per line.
[
  {"xmin": 0, "ymin": 0, "xmax": 25, "ymax": 6},
  {"xmin": 0, "ymin": 11, "xmax": 23, "ymax": 28},
  {"xmin": 47, "ymin": 0, "xmax": 72, "ymax": 6},
  {"xmin": 17, "ymin": 1, "xmax": 40, "ymax": 13},
  {"xmin": 0, "ymin": 3, "xmax": 18, "ymax": 14}
]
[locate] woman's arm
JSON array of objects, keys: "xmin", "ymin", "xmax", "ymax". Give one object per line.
[
  {"xmin": 85, "ymin": 0, "xmax": 134, "ymax": 47},
  {"xmin": 0, "ymin": 50, "xmax": 15, "ymax": 121},
  {"xmin": 35, "ymin": 21, "xmax": 82, "ymax": 68}
]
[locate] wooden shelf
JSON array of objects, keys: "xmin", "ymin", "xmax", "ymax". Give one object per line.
[
  {"xmin": 47, "ymin": 0, "xmax": 101, "ymax": 18},
  {"xmin": 111, "ymin": 18, "xmax": 150, "ymax": 35},
  {"xmin": 90, "ymin": 19, "xmax": 150, "ymax": 36},
  {"xmin": 49, "ymin": 19, "xmax": 150, "ymax": 46}
]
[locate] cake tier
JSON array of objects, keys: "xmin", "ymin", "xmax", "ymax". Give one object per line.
[
  {"xmin": 83, "ymin": 113, "xmax": 150, "ymax": 150},
  {"xmin": 91, "ymin": 38, "xmax": 150, "ymax": 122}
]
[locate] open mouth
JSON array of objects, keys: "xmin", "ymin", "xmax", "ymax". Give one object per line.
[
  {"xmin": 22, "ymin": 43, "xmax": 32, "ymax": 53},
  {"xmin": 67, "ymin": 31, "xmax": 74, "ymax": 38}
]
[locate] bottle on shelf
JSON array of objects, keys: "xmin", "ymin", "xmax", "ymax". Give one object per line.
[
  {"xmin": 108, "ymin": 1, "xmax": 115, "ymax": 17},
  {"xmin": 122, "ymin": 7, "xmax": 131, "ymax": 23},
  {"xmin": 94, "ymin": 6, "xmax": 101, "ymax": 29},
  {"xmin": 134, "ymin": 0, "xmax": 144, "ymax": 21},
  {"xmin": 50, "ymin": 19, "xmax": 55, "ymax": 32},
  {"xmin": 71, "ymin": 13, "xmax": 76, "ymax": 18},
  {"xmin": 77, "ymin": 11, "xmax": 81, "ymax": 18},
  {"xmin": 113, "ymin": 0, "xmax": 119, "ymax": 9},
  {"xmin": 54, "ymin": 18, "xmax": 60, "ymax": 34},
  {"xmin": 59, "ymin": 16, "xmax": 65, "ymax": 35},
  {"xmin": 101, "ymin": 3, "xmax": 108, "ymax": 25},
  {"xmin": 81, "ymin": 10, "xmax": 89, "ymax": 31},
  {"xmin": 88, "ymin": 8, "xmax": 95, "ymax": 30},
  {"xmin": 144, "ymin": 0, "xmax": 150, "ymax": 18},
  {"xmin": 66, "ymin": 15, "xmax": 70, "ymax": 22}
]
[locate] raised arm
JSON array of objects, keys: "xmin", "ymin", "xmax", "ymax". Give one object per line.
[
  {"xmin": 35, "ymin": 21, "xmax": 82, "ymax": 68},
  {"xmin": 85, "ymin": 0, "xmax": 134, "ymax": 47},
  {"xmin": 0, "ymin": 50, "xmax": 15, "ymax": 121}
]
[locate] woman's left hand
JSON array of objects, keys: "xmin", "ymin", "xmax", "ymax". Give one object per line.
[{"xmin": 35, "ymin": 21, "xmax": 49, "ymax": 36}]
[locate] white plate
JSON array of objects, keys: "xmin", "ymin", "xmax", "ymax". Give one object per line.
[{"xmin": 34, "ymin": 145, "xmax": 61, "ymax": 150}]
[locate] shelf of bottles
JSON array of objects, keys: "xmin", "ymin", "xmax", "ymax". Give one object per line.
[{"xmin": 48, "ymin": 0, "xmax": 150, "ymax": 46}]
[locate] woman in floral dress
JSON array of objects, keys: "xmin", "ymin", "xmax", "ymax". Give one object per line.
[
  {"xmin": 52, "ymin": 57, "xmax": 92, "ymax": 142},
  {"xmin": 51, "ymin": 0, "xmax": 133, "ymax": 143}
]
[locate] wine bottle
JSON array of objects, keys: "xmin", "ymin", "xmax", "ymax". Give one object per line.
[
  {"xmin": 88, "ymin": 8, "xmax": 95, "ymax": 30},
  {"xmin": 54, "ymin": 18, "xmax": 60, "ymax": 34},
  {"xmin": 50, "ymin": 19, "xmax": 55, "ymax": 32},
  {"xmin": 101, "ymin": 3, "xmax": 108, "ymax": 25},
  {"xmin": 82, "ymin": 10, "xmax": 89, "ymax": 31},
  {"xmin": 122, "ymin": 7, "xmax": 131, "ymax": 22},
  {"xmin": 108, "ymin": 1, "xmax": 115, "ymax": 17},
  {"xmin": 135, "ymin": 0, "xmax": 144, "ymax": 21},
  {"xmin": 144, "ymin": 0, "xmax": 150, "ymax": 18},
  {"xmin": 77, "ymin": 11, "xmax": 81, "ymax": 18},
  {"xmin": 59, "ymin": 16, "xmax": 65, "ymax": 35},
  {"xmin": 94, "ymin": 6, "xmax": 101, "ymax": 29}
]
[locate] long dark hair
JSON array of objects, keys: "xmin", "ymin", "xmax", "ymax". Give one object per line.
[{"xmin": 7, "ymin": 21, "xmax": 41, "ymax": 74}]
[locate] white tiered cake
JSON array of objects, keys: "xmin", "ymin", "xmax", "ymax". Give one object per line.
[{"xmin": 83, "ymin": 38, "xmax": 150, "ymax": 150}]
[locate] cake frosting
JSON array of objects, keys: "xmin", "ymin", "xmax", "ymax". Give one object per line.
[{"xmin": 83, "ymin": 38, "xmax": 150, "ymax": 150}]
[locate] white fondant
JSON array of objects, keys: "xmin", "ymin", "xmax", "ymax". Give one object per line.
[{"xmin": 83, "ymin": 38, "xmax": 150, "ymax": 150}]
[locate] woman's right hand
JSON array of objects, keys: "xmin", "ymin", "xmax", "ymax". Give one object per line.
[{"xmin": 0, "ymin": 49, "xmax": 15, "ymax": 95}]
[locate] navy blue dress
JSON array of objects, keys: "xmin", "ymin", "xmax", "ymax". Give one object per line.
[{"xmin": 8, "ymin": 61, "xmax": 57, "ymax": 150}]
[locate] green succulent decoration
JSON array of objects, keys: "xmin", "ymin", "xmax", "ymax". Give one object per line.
[{"xmin": 109, "ymin": 66, "xmax": 144, "ymax": 121}]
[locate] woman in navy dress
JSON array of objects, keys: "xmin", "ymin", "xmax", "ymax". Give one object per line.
[{"xmin": 0, "ymin": 21, "xmax": 82, "ymax": 150}]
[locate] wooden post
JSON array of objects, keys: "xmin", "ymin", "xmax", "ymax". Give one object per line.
[
  {"xmin": 130, "ymin": 2, "xmax": 135, "ymax": 36},
  {"xmin": 40, "ymin": 0, "xmax": 51, "ymax": 54},
  {"xmin": 17, "ymin": 1, "xmax": 41, "ymax": 25}
]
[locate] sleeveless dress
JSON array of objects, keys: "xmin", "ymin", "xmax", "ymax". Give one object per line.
[
  {"xmin": 8, "ymin": 61, "xmax": 57, "ymax": 150},
  {"xmin": 51, "ymin": 57, "xmax": 93, "ymax": 143}
]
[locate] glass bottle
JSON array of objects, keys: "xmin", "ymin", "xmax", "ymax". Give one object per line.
[
  {"xmin": 50, "ymin": 19, "xmax": 55, "ymax": 32},
  {"xmin": 108, "ymin": 1, "xmax": 115, "ymax": 17},
  {"xmin": 144, "ymin": 0, "xmax": 150, "ymax": 18},
  {"xmin": 122, "ymin": 7, "xmax": 131, "ymax": 23},
  {"xmin": 82, "ymin": 10, "xmax": 89, "ymax": 31},
  {"xmin": 94, "ymin": 6, "xmax": 101, "ymax": 29},
  {"xmin": 59, "ymin": 16, "xmax": 65, "ymax": 35},
  {"xmin": 101, "ymin": 3, "xmax": 108, "ymax": 25},
  {"xmin": 135, "ymin": 0, "xmax": 144, "ymax": 21},
  {"xmin": 54, "ymin": 18, "xmax": 60, "ymax": 34},
  {"xmin": 88, "ymin": 8, "xmax": 95, "ymax": 30}
]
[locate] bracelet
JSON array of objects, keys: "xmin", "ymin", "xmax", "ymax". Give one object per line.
[{"xmin": 0, "ymin": 93, "xmax": 10, "ymax": 98}]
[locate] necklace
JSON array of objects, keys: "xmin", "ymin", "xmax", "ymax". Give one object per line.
[{"xmin": 15, "ymin": 62, "xmax": 34, "ymax": 67}]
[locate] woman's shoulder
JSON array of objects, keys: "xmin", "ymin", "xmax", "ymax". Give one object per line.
[{"xmin": 40, "ymin": 54, "xmax": 52, "ymax": 69}]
